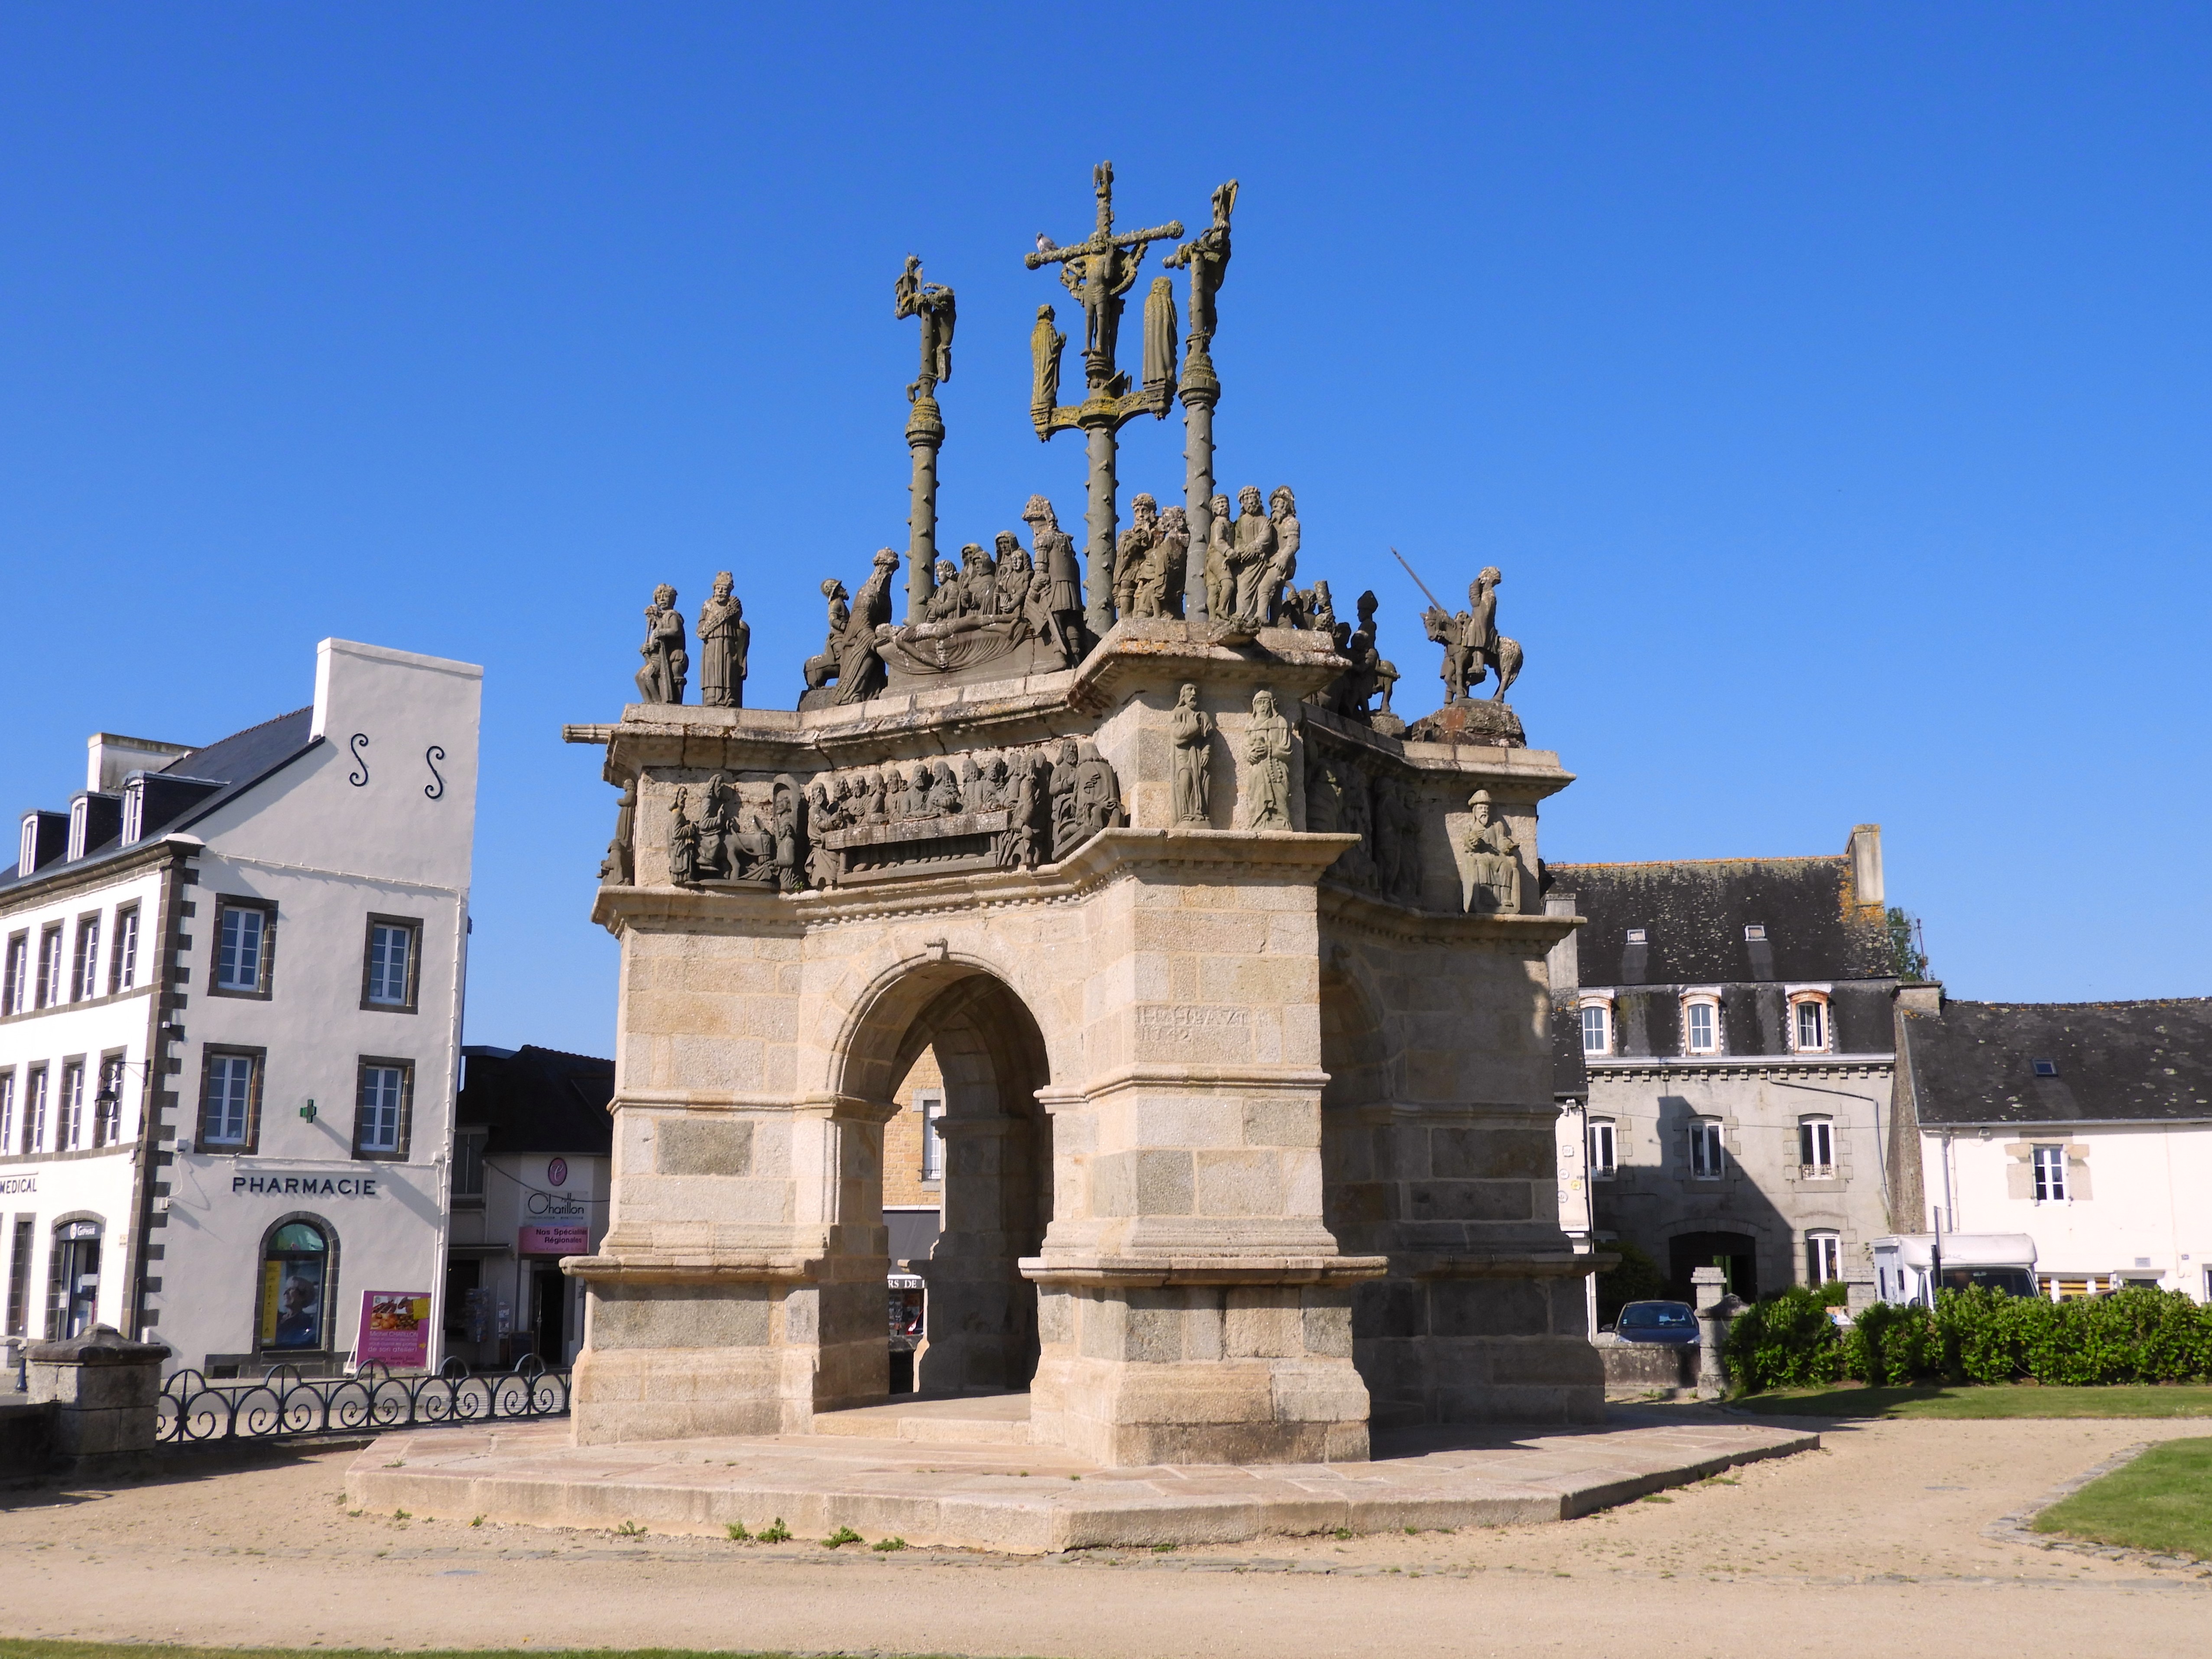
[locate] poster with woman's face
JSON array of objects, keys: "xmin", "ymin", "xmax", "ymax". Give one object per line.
[{"xmin": 266, "ymin": 1260, "xmax": 325, "ymax": 1349}]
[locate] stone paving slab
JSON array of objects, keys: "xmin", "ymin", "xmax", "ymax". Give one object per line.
[{"xmin": 346, "ymin": 1406, "xmax": 1816, "ymax": 1553}]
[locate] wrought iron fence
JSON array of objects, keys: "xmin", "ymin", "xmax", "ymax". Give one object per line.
[{"xmin": 156, "ymin": 1355, "xmax": 569, "ymax": 1445}]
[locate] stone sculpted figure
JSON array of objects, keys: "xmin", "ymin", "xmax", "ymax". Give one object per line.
[
  {"xmin": 667, "ymin": 788, "xmax": 700, "ymax": 886},
  {"xmin": 1263, "ymin": 487, "xmax": 1301, "ymax": 623},
  {"xmin": 1144, "ymin": 506, "xmax": 1189, "ymax": 620},
  {"xmin": 1023, "ymin": 495, "xmax": 1085, "ymax": 666},
  {"xmin": 771, "ymin": 774, "xmax": 804, "ymax": 893},
  {"xmin": 993, "ymin": 534, "xmax": 1037, "ymax": 640},
  {"xmin": 1423, "ymin": 567, "xmax": 1521, "ymax": 705},
  {"xmin": 928, "ymin": 761, "xmax": 962, "ymax": 817},
  {"xmin": 1163, "ymin": 179, "xmax": 1237, "ymax": 360},
  {"xmin": 893, "ymin": 254, "xmax": 956, "ymax": 403},
  {"xmin": 1048, "ymin": 739, "xmax": 1083, "ymax": 859},
  {"xmin": 1113, "ymin": 493, "xmax": 1161, "ymax": 619},
  {"xmin": 1000, "ymin": 750, "xmax": 1047, "ymax": 869},
  {"xmin": 1202, "ymin": 493, "xmax": 1235, "ymax": 621},
  {"xmin": 1030, "ymin": 305, "xmax": 1067, "ymax": 429},
  {"xmin": 1242, "ymin": 689, "xmax": 1293, "ymax": 829},
  {"xmin": 1462, "ymin": 788, "xmax": 1521, "ymax": 914},
  {"xmin": 1142, "ymin": 275, "xmax": 1178, "ymax": 393},
  {"xmin": 635, "ymin": 584, "xmax": 688, "ymax": 705},
  {"xmin": 825, "ymin": 549, "xmax": 898, "ymax": 703},
  {"xmin": 1228, "ymin": 486, "xmax": 1278, "ymax": 622},
  {"xmin": 982, "ymin": 753, "xmax": 1009, "ymax": 811},
  {"xmin": 1073, "ymin": 742, "xmax": 1121, "ymax": 846},
  {"xmin": 1331, "ymin": 590, "xmax": 1400, "ymax": 721},
  {"xmin": 695, "ymin": 572, "xmax": 748, "ymax": 709},
  {"xmin": 1170, "ymin": 683, "xmax": 1212, "ymax": 825},
  {"xmin": 599, "ymin": 779, "xmax": 636, "ymax": 885}
]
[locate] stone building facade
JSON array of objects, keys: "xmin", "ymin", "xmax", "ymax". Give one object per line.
[
  {"xmin": 1544, "ymin": 826, "xmax": 1904, "ymax": 1306},
  {"xmin": 562, "ymin": 618, "xmax": 1599, "ymax": 1464}
]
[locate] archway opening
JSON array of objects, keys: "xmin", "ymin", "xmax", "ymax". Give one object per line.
[{"xmin": 843, "ymin": 965, "xmax": 1053, "ymax": 1399}]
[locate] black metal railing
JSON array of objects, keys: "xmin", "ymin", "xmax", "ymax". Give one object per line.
[{"xmin": 156, "ymin": 1354, "xmax": 569, "ymax": 1445}]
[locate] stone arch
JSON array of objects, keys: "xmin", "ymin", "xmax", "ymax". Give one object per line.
[
  {"xmin": 818, "ymin": 938, "xmax": 1074, "ymax": 1108},
  {"xmin": 831, "ymin": 955, "xmax": 1054, "ymax": 1396}
]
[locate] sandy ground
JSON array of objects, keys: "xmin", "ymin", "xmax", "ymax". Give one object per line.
[{"xmin": 2, "ymin": 1412, "xmax": 2208, "ymax": 1659}]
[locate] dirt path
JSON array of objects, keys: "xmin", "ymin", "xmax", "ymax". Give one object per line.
[{"xmin": 3, "ymin": 1414, "xmax": 2207, "ymax": 1659}]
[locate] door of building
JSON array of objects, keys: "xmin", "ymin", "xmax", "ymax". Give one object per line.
[
  {"xmin": 530, "ymin": 1264, "xmax": 565, "ymax": 1363},
  {"xmin": 53, "ymin": 1221, "xmax": 101, "ymax": 1339}
]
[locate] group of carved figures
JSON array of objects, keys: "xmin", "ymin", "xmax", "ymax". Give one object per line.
[
  {"xmin": 618, "ymin": 740, "xmax": 1125, "ymax": 893},
  {"xmin": 633, "ymin": 576, "xmax": 749, "ymax": 708}
]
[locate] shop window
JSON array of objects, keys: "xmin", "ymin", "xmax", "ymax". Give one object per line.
[
  {"xmin": 199, "ymin": 1048, "xmax": 264, "ymax": 1152},
  {"xmin": 257, "ymin": 1218, "xmax": 334, "ymax": 1353},
  {"xmin": 211, "ymin": 899, "xmax": 276, "ymax": 998},
  {"xmin": 1806, "ymin": 1230, "xmax": 1842, "ymax": 1287},
  {"xmin": 1690, "ymin": 1118, "xmax": 1725, "ymax": 1179},
  {"xmin": 1579, "ymin": 1000, "xmax": 1612, "ymax": 1057},
  {"xmin": 109, "ymin": 906, "xmax": 139, "ymax": 994},
  {"xmin": 1798, "ymin": 1116, "xmax": 1836, "ymax": 1177},
  {"xmin": 1587, "ymin": 1117, "xmax": 1617, "ymax": 1178}
]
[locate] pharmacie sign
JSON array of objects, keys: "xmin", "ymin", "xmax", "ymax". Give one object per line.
[{"xmin": 232, "ymin": 1173, "xmax": 383, "ymax": 1198}]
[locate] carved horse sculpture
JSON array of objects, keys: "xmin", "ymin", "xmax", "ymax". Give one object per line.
[{"xmin": 1422, "ymin": 605, "xmax": 1522, "ymax": 703}]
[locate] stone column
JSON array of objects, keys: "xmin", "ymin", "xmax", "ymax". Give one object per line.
[
  {"xmin": 1693, "ymin": 1265, "xmax": 1727, "ymax": 1399},
  {"xmin": 1081, "ymin": 415, "xmax": 1119, "ymax": 640},
  {"xmin": 25, "ymin": 1325, "xmax": 169, "ymax": 1474},
  {"xmin": 1179, "ymin": 355, "xmax": 1219, "ymax": 621},
  {"xmin": 906, "ymin": 396, "xmax": 945, "ymax": 621}
]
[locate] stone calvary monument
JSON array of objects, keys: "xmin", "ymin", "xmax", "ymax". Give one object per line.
[{"xmin": 561, "ymin": 166, "xmax": 1598, "ymax": 1467}]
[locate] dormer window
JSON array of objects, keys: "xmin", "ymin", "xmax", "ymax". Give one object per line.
[
  {"xmin": 1625, "ymin": 928, "xmax": 1647, "ymax": 944},
  {"xmin": 1681, "ymin": 990, "xmax": 1723, "ymax": 1055},
  {"xmin": 1578, "ymin": 995, "xmax": 1613, "ymax": 1057},
  {"xmin": 1743, "ymin": 924, "xmax": 1766, "ymax": 942},
  {"xmin": 2032, "ymin": 1058, "xmax": 2059, "ymax": 1078},
  {"xmin": 120, "ymin": 780, "xmax": 144, "ymax": 847},
  {"xmin": 16, "ymin": 815, "xmax": 33, "ymax": 880},
  {"xmin": 67, "ymin": 799, "xmax": 90, "ymax": 863},
  {"xmin": 1786, "ymin": 986, "xmax": 1833, "ymax": 1054}
]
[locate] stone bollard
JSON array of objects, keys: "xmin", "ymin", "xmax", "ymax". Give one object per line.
[
  {"xmin": 25, "ymin": 1325, "xmax": 170, "ymax": 1475},
  {"xmin": 1691, "ymin": 1268, "xmax": 1728, "ymax": 1400}
]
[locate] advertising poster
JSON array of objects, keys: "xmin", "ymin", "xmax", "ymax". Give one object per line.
[
  {"xmin": 357, "ymin": 1290, "xmax": 432, "ymax": 1367},
  {"xmin": 519, "ymin": 1224, "xmax": 589, "ymax": 1256}
]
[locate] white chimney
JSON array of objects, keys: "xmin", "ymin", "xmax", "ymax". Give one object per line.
[
  {"xmin": 1848, "ymin": 824, "xmax": 1884, "ymax": 909},
  {"xmin": 88, "ymin": 732, "xmax": 193, "ymax": 793}
]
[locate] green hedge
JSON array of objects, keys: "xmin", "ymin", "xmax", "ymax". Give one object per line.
[{"xmin": 1726, "ymin": 1285, "xmax": 2212, "ymax": 1395}]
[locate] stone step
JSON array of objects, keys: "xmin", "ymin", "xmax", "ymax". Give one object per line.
[{"xmin": 808, "ymin": 1391, "xmax": 1034, "ymax": 1445}]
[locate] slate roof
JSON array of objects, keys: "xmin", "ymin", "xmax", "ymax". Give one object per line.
[
  {"xmin": 0, "ymin": 707, "xmax": 318, "ymax": 898},
  {"xmin": 457, "ymin": 1045, "xmax": 615, "ymax": 1156},
  {"xmin": 1901, "ymin": 998, "xmax": 2212, "ymax": 1127},
  {"xmin": 1543, "ymin": 855, "xmax": 1891, "ymax": 988}
]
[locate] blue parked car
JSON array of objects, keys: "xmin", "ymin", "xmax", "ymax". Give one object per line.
[{"xmin": 1612, "ymin": 1300, "xmax": 1700, "ymax": 1344}]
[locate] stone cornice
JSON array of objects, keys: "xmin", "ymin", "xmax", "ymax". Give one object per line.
[
  {"xmin": 1019, "ymin": 1252, "xmax": 1388, "ymax": 1287},
  {"xmin": 1301, "ymin": 703, "xmax": 1575, "ymax": 795},
  {"xmin": 1317, "ymin": 882, "xmax": 1581, "ymax": 949},
  {"xmin": 1589, "ymin": 1053, "xmax": 1896, "ymax": 1078}
]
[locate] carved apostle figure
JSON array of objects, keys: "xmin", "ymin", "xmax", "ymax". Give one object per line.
[
  {"xmin": 1202, "ymin": 493, "xmax": 1235, "ymax": 620},
  {"xmin": 1030, "ymin": 305, "xmax": 1067, "ymax": 428},
  {"xmin": 695, "ymin": 572, "xmax": 749, "ymax": 709},
  {"xmin": 635, "ymin": 584, "xmax": 688, "ymax": 704},
  {"xmin": 1228, "ymin": 487, "xmax": 1278, "ymax": 622},
  {"xmin": 1145, "ymin": 505, "xmax": 1190, "ymax": 620},
  {"xmin": 1242, "ymin": 689, "xmax": 1293, "ymax": 829},
  {"xmin": 1023, "ymin": 495, "xmax": 1085, "ymax": 666},
  {"xmin": 1263, "ymin": 487, "xmax": 1301, "ymax": 623},
  {"xmin": 1113, "ymin": 493, "xmax": 1161, "ymax": 619},
  {"xmin": 1142, "ymin": 276, "xmax": 1178, "ymax": 393},
  {"xmin": 598, "ymin": 779, "xmax": 637, "ymax": 885},
  {"xmin": 1170, "ymin": 684, "xmax": 1212, "ymax": 825},
  {"xmin": 1462, "ymin": 788, "xmax": 1521, "ymax": 914}
]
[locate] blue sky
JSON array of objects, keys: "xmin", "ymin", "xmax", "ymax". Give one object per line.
[{"xmin": 3, "ymin": 6, "xmax": 2206, "ymax": 1049}]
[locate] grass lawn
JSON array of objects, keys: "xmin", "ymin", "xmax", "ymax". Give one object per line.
[
  {"xmin": 1729, "ymin": 1383, "xmax": 2212, "ymax": 1419},
  {"xmin": 2034, "ymin": 1438, "xmax": 2212, "ymax": 1559}
]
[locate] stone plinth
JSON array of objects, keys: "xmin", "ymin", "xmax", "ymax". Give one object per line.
[
  {"xmin": 24, "ymin": 1325, "xmax": 169, "ymax": 1472},
  {"xmin": 564, "ymin": 620, "xmax": 1600, "ymax": 1460},
  {"xmin": 1404, "ymin": 701, "xmax": 1525, "ymax": 748}
]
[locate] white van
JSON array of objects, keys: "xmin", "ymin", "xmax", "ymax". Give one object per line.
[{"xmin": 1871, "ymin": 1234, "xmax": 2038, "ymax": 1306}]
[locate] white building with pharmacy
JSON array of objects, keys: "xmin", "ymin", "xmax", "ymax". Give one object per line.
[{"xmin": 0, "ymin": 639, "xmax": 479, "ymax": 1376}]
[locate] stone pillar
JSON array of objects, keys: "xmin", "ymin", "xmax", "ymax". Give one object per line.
[
  {"xmin": 1081, "ymin": 416, "xmax": 1119, "ymax": 640},
  {"xmin": 25, "ymin": 1325, "xmax": 169, "ymax": 1474},
  {"xmin": 1179, "ymin": 357, "xmax": 1219, "ymax": 622},
  {"xmin": 1693, "ymin": 1266, "xmax": 1727, "ymax": 1399},
  {"xmin": 905, "ymin": 396, "xmax": 944, "ymax": 621}
]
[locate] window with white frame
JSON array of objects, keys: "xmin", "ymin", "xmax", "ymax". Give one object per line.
[
  {"xmin": 15, "ymin": 817, "xmax": 34, "ymax": 879},
  {"xmin": 23, "ymin": 1066, "xmax": 47, "ymax": 1155},
  {"xmin": 1791, "ymin": 993, "xmax": 1831, "ymax": 1053},
  {"xmin": 354, "ymin": 1059, "xmax": 412, "ymax": 1158},
  {"xmin": 57, "ymin": 1061, "xmax": 84, "ymax": 1151},
  {"xmin": 70, "ymin": 915, "xmax": 100, "ymax": 1002},
  {"xmin": 94, "ymin": 1055, "xmax": 125, "ymax": 1147},
  {"xmin": 1690, "ymin": 1117, "xmax": 1725, "ymax": 1179},
  {"xmin": 109, "ymin": 906, "xmax": 138, "ymax": 994},
  {"xmin": 120, "ymin": 781, "xmax": 143, "ymax": 847},
  {"xmin": 917, "ymin": 1089, "xmax": 945, "ymax": 1181},
  {"xmin": 1683, "ymin": 995, "xmax": 1721, "ymax": 1055},
  {"xmin": 1806, "ymin": 1231, "xmax": 1843, "ymax": 1286},
  {"xmin": 2032, "ymin": 1144, "xmax": 2068, "ymax": 1202},
  {"xmin": 0, "ymin": 1070, "xmax": 14, "ymax": 1151},
  {"xmin": 1587, "ymin": 1117, "xmax": 1617, "ymax": 1178},
  {"xmin": 1579, "ymin": 1000, "xmax": 1612, "ymax": 1057},
  {"xmin": 2, "ymin": 932, "xmax": 24, "ymax": 1014},
  {"xmin": 201, "ymin": 1050, "xmax": 260, "ymax": 1149},
  {"xmin": 1799, "ymin": 1116, "xmax": 1836, "ymax": 1176},
  {"xmin": 213, "ymin": 900, "xmax": 275, "ymax": 996},
  {"xmin": 361, "ymin": 917, "xmax": 421, "ymax": 1011},
  {"xmin": 35, "ymin": 925, "xmax": 62, "ymax": 1009}
]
